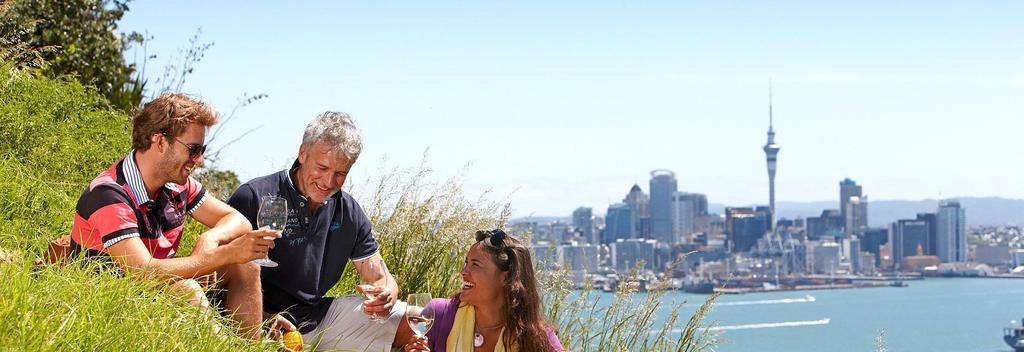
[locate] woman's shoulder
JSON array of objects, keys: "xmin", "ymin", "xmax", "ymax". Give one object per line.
[
  {"xmin": 426, "ymin": 297, "xmax": 458, "ymax": 315},
  {"xmin": 544, "ymin": 324, "xmax": 565, "ymax": 351}
]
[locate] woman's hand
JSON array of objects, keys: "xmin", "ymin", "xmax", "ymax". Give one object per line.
[{"xmin": 402, "ymin": 335, "xmax": 430, "ymax": 352}]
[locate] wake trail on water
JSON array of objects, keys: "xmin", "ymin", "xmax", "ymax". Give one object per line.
[
  {"xmin": 713, "ymin": 295, "xmax": 816, "ymax": 307},
  {"xmin": 705, "ymin": 318, "xmax": 831, "ymax": 331}
]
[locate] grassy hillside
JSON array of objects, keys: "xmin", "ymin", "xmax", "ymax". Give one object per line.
[
  {"xmin": 0, "ymin": 66, "xmax": 274, "ymax": 351},
  {"xmin": 0, "ymin": 65, "xmax": 717, "ymax": 351}
]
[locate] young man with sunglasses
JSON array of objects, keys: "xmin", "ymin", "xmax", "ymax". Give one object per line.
[
  {"xmin": 227, "ymin": 112, "xmax": 416, "ymax": 351},
  {"xmin": 69, "ymin": 93, "xmax": 287, "ymax": 340}
]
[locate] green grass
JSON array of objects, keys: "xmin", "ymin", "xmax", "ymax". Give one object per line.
[
  {"xmin": 0, "ymin": 64, "xmax": 719, "ymax": 351},
  {"xmin": 0, "ymin": 258, "xmax": 257, "ymax": 351},
  {"xmin": 0, "ymin": 65, "xmax": 277, "ymax": 351}
]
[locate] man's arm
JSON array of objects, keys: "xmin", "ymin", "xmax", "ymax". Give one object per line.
[
  {"xmin": 353, "ymin": 253, "xmax": 399, "ymax": 315},
  {"xmin": 106, "ymin": 198, "xmax": 277, "ymax": 281},
  {"xmin": 189, "ymin": 196, "xmax": 253, "ymax": 253},
  {"xmin": 105, "ymin": 229, "xmax": 273, "ymax": 281}
]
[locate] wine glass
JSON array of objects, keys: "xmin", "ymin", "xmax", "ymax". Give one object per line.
[
  {"xmin": 357, "ymin": 257, "xmax": 390, "ymax": 323},
  {"xmin": 253, "ymin": 196, "xmax": 287, "ymax": 267},
  {"xmin": 406, "ymin": 293, "xmax": 434, "ymax": 337}
]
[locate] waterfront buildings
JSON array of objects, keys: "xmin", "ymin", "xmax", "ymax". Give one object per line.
[
  {"xmin": 1012, "ymin": 249, "xmax": 1024, "ymax": 268},
  {"xmin": 975, "ymin": 244, "xmax": 1011, "ymax": 266},
  {"xmin": 892, "ymin": 219, "xmax": 931, "ymax": 269},
  {"xmin": 811, "ymin": 240, "xmax": 841, "ymax": 274}
]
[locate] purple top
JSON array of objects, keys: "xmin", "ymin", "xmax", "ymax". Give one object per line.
[{"xmin": 423, "ymin": 298, "xmax": 564, "ymax": 352}]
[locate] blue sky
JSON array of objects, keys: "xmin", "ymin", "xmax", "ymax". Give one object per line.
[{"xmin": 119, "ymin": 1, "xmax": 1024, "ymax": 217}]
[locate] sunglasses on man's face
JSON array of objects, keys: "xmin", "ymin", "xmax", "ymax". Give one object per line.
[{"xmin": 164, "ymin": 134, "xmax": 207, "ymax": 158}]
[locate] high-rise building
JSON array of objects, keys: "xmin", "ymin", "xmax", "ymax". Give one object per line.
[
  {"xmin": 892, "ymin": 219, "xmax": 931, "ymax": 268},
  {"xmin": 861, "ymin": 227, "xmax": 889, "ymax": 267},
  {"xmin": 624, "ymin": 184, "xmax": 650, "ymax": 238},
  {"xmin": 839, "ymin": 178, "xmax": 863, "ymax": 232},
  {"xmin": 551, "ymin": 221, "xmax": 570, "ymax": 243},
  {"xmin": 845, "ymin": 195, "xmax": 869, "ymax": 235},
  {"xmin": 860, "ymin": 252, "xmax": 877, "ymax": 274},
  {"xmin": 936, "ymin": 200, "xmax": 967, "ymax": 263},
  {"xmin": 572, "ymin": 207, "xmax": 595, "ymax": 245},
  {"xmin": 672, "ymin": 192, "xmax": 708, "ymax": 243},
  {"xmin": 812, "ymin": 241, "xmax": 841, "ymax": 274},
  {"xmin": 649, "ymin": 169, "xmax": 678, "ymax": 244},
  {"xmin": 1011, "ymin": 249, "xmax": 1024, "ymax": 268},
  {"xmin": 558, "ymin": 243, "xmax": 600, "ymax": 273},
  {"xmin": 604, "ymin": 203, "xmax": 632, "ymax": 244},
  {"xmin": 847, "ymin": 235, "xmax": 862, "ymax": 273},
  {"xmin": 763, "ymin": 86, "xmax": 780, "ymax": 230},
  {"xmin": 806, "ymin": 209, "xmax": 844, "ymax": 240},
  {"xmin": 916, "ymin": 213, "xmax": 938, "ymax": 255},
  {"xmin": 789, "ymin": 241, "xmax": 808, "ymax": 274},
  {"xmin": 726, "ymin": 206, "xmax": 771, "ymax": 252},
  {"xmin": 610, "ymin": 238, "xmax": 657, "ymax": 271},
  {"xmin": 529, "ymin": 243, "xmax": 557, "ymax": 270}
]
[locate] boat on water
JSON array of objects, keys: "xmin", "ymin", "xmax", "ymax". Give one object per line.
[
  {"xmin": 1004, "ymin": 318, "xmax": 1024, "ymax": 352},
  {"xmin": 681, "ymin": 278, "xmax": 716, "ymax": 294}
]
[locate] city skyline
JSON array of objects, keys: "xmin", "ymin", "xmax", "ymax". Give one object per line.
[{"xmin": 119, "ymin": 1, "xmax": 1024, "ymax": 217}]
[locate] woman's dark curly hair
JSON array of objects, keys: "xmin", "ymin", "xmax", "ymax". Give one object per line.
[{"xmin": 452, "ymin": 229, "xmax": 556, "ymax": 351}]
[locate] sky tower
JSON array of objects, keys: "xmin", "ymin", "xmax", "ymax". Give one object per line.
[{"xmin": 763, "ymin": 83, "xmax": 780, "ymax": 230}]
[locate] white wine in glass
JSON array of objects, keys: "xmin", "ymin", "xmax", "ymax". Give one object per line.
[
  {"xmin": 253, "ymin": 196, "xmax": 287, "ymax": 267},
  {"xmin": 406, "ymin": 293, "xmax": 434, "ymax": 337},
  {"xmin": 357, "ymin": 258, "xmax": 390, "ymax": 323}
]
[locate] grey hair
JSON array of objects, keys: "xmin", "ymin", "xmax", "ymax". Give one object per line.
[{"xmin": 302, "ymin": 111, "xmax": 363, "ymax": 162}]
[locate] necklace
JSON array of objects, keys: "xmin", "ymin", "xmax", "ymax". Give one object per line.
[{"xmin": 473, "ymin": 321, "xmax": 504, "ymax": 348}]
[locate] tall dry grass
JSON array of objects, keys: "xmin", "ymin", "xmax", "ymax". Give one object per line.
[{"xmin": 327, "ymin": 158, "xmax": 721, "ymax": 351}]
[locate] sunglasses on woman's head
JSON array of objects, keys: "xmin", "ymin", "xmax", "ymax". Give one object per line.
[
  {"xmin": 477, "ymin": 229, "xmax": 507, "ymax": 248},
  {"xmin": 477, "ymin": 229, "xmax": 513, "ymax": 270}
]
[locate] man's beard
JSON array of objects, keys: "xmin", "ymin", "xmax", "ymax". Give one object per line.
[{"xmin": 159, "ymin": 151, "xmax": 190, "ymax": 185}]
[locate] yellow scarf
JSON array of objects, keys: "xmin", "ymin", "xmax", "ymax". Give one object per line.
[{"xmin": 447, "ymin": 304, "xmax": 517, "ymax": 352}]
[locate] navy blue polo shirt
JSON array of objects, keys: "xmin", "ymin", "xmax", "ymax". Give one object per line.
[{"xmin": 227, "ymin": 162, "xmax": 378, "ymax": 333}]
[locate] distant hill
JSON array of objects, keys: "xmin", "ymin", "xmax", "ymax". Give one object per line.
[
  {"xmin": 710, "ymin": 197, "xmax": 1024, "ymax": 227},
  {"xmin": 509, "ymin": 216, "xmax": 569, "ymax": 225}
]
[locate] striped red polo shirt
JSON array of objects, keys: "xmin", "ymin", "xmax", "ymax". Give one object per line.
[{"xmin": 70, "ymin": 150, "xmax": 207, "ymax": 259}]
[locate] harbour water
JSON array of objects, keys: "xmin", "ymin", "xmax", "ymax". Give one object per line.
[{"xmin": 594, "ymin": 277, "xmax": 1024, "ymax": 351}]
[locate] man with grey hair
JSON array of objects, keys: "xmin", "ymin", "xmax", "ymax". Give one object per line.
[{"xmin": 227, "ymin": 112, "xmax": 414, "ymax": 351}]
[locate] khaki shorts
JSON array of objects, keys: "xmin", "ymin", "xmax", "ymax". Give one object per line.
[{"xmin": 303, "ymin": 295, "xmax": 407, "ymax": 352}]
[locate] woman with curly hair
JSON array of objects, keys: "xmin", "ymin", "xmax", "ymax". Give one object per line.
[{"xmin": 402, "ymin": 229, "xmax": 563, "ymax": 352}]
